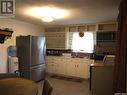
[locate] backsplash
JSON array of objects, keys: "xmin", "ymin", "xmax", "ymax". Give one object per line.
[
  {"xmin": 46, "ymin": 49, "xmax": 92, "ymax": 59},
  {"xmin": 46, "ymin": 49, "xmax": 71, "ymax": 56},
  {"xmin": 71, "ymin": 52, "xmax": 91, "ymax": 58},
  {"xmin": 95, "ymin": 42, "xmax": 116, "ymax": 55}
]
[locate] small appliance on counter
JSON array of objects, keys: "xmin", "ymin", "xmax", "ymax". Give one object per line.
[
  {"xmin": 103, "ymin": 55, "xmax": 115, "ymax": 66},
  {"xmin": 92, "ymin": 53, "xmax": 105, "ymax": 61}
]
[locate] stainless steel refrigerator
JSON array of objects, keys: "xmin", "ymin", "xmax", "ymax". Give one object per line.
[{"xmin": 16, "ymin": 35, "xmax": 46, "ymax": 82}]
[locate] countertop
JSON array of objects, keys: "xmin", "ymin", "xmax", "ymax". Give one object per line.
[
  {"xmin": 90, "ymin": 61, "xmax": 114, "ymax": 67},
  {"xmin": 46, "ymin": 55, "xmax": 93, "ymax": 61}
]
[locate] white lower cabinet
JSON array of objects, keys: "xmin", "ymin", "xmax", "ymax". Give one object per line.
[
  {"xmin": 76, "ymin": 63, "xmax": 90, "ymax": 79},
  {"xmin": 58, "ymin": 61, "xmax": 66, "ymax": 75},
  {"xmin": 66, "ymin": 61, "xmax": 91, "ymax": 79},
  {"xmin": 66, "ymin": 61, "xmax": 76, "ymax": 76},
  {"xmin": 75, "ymin": 63, "xmax": 87, "ymax": 78},
  {"xmin": 46, "ymin": 56, "xmax": 93, "ymax": 79}
]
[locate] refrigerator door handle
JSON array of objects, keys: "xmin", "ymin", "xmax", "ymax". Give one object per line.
[{"xmin": 43, "ymin": 43, "xmax": 46, "ymax": 61}]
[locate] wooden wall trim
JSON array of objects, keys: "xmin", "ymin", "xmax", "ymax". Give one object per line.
[{"xmin": 113, "ymin": 0, "xmax": 127, "ymax": 93}]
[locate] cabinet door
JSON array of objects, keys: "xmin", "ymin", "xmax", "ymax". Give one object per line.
[
  {"xmin": 46, "ymin": 57, "xmax": 66, "ymax": 75},
  {"xmin": 45, "ymin": 32, "xmax": 66, "ymax": 49},
  {"xmin": 46, "ymin": 57, "xmax": 56, "ymax": 73},
  {"xmin": 46, "ymin": 62, "xmax": 55, "ymax": 73},
  {"xmin": 51, "ymin": 58, "xmax": 59, "ymax": 74},
  {"xmin": 48, "ymin": 57, "xmax": 65, "ymax": 75},
  {"xmin": 76, "ymin": 63, "xmax": 86, "ymax": 78},
  {"xmin": 45, "ymin": 57, "xmax": 51, "ymax": 73},
  {"xmin": 58, "ymin": 59, "xmax": 66, "ymax": 75},
  {"xmin": 53, "ymin": 58, "xmax": 61, "ymax": 74},
  {"xmin": 75, "ymin": 59, "xmax": 92, "ymax": 79},
  {"xmin": 72, "ymin": 59, "xmax": 80, "ymax": 77},
  {"xmin": 66, "ymin": 59, "xmax": 90, "ymax": 78},
  {"xmin": 76, "ymin": 63, "xmax": 90, "ymax": 79},
  {"xmin": 52, "ymin": 62, "xmax": 59, "ymax": 74},
  {"xmin": 66, "ymin": 59, "xmax": 76, "ymax": 76}
]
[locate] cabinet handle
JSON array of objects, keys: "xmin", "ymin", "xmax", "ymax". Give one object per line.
[{"xmin": 75, "ymin": 65, "xmax": 78, "ymax": 67}]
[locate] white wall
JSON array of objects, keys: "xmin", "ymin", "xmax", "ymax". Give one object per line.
[{"xmin": 0, "ymin": 19, "xmax": 45, "ymax": 73}]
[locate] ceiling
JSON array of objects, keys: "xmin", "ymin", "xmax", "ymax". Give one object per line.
[{"xmin": 15, "ymin": 0, "xmax": 121, "ymax": 26}]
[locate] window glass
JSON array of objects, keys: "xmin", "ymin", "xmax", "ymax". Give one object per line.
[{"xmin": 72, "ymin": 32, "xmax": 94, "ymax": 53}]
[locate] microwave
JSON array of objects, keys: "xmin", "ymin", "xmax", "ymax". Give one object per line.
[{"xmin": 97, "ymin": 31, "xmax": 116, "ymax": 42}]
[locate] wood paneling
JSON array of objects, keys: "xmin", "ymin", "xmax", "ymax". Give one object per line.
[{"xmin": 113, "ymin": 0, "xmax": 127, "ymax": 93}]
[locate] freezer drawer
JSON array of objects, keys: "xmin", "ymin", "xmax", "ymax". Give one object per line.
[{"xmin": 30, "ymin": 64, "xmax": 46, "ymax": 82}]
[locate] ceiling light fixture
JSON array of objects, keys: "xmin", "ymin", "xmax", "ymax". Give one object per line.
[
  {"xmin": 26, "ymin": 6, "xmax": 69, "ymax": 20},
  {"xmin": 41, "ymin": 16, "xmax": 54, "ymax": 22}
]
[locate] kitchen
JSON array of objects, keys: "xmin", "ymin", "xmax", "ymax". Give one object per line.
[
  {"xmin": 0, "ymin": 0, "xmax": 126, "ymax": 95},
  {"xmin": 45, "ymin": 23, "xmax": 116, "ymax": 95}
]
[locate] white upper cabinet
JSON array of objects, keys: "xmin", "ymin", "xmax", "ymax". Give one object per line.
[
  {"xmin": 97, "ymin": 23, "xmax": 117, "ymax": 32},
  {"xmin": 45, "ymin": 22, "xmax": 117, "ymax": 49},
  {"xmin": 45, "ymin": 27, "xmax": 66, "ymax": 49}
]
